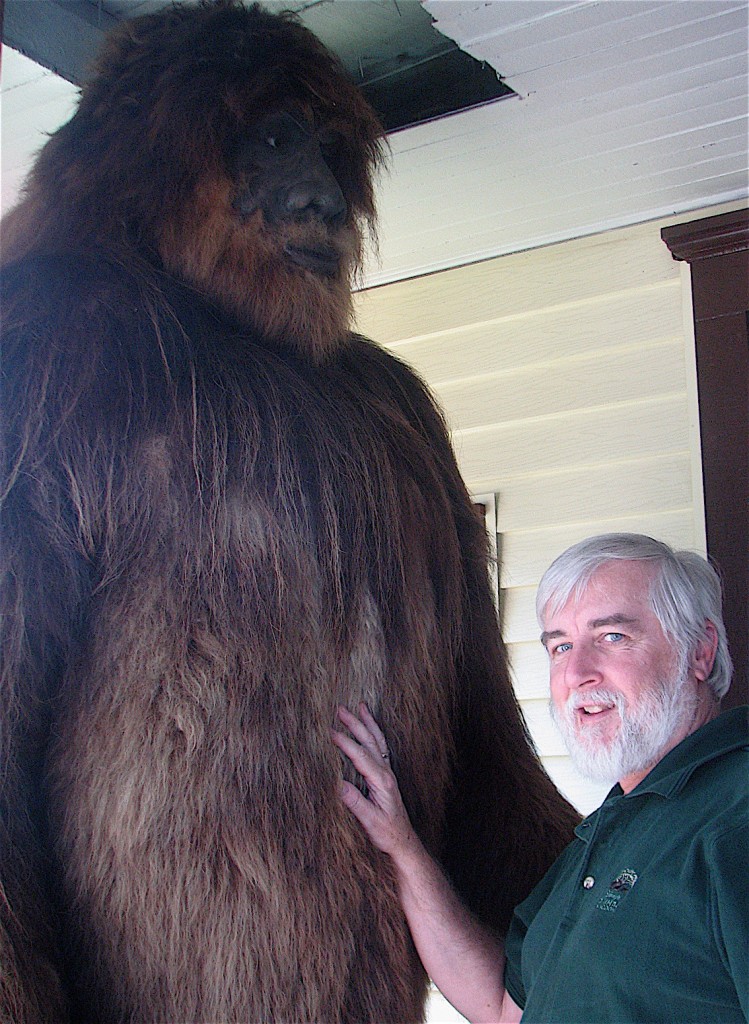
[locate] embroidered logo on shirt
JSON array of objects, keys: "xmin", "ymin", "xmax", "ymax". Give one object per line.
[{"xmin": 596, "ymin": 868, "xmax": 638, "ymax": 912}]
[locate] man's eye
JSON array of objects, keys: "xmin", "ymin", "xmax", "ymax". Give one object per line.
[
  {"xmin": 552, "ymin": 642, "xmax": 572, "ymax": 655},
  {"xmin": 603, "ymin": 632, "xmax": 625, "ymax": 643}
]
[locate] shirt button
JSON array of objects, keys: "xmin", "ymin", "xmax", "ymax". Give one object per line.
[{"xmin": 582, "ymin": 876, "xmax": 595, "ymax": 889}]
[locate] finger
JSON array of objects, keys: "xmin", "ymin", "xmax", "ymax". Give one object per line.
[
  {"xmin": 331, "ymin": 728, "xmax": 383, "ymax": 784},
  {"xmin": 338, "ymin": 780, "xmax": 395, "ymax": 854},
  {"xmin": 338, "ymin": 779, "xmax": 373, "ymax": 821},
  {"xmin": 336, "ymin": 704, "xmax": 389, "ymax": 761},
  {"xmin": 356, "ymin": 703, "xmax": 391, "ymax": 759},
  {"xmin": 336, "ymin": 705, "xmax": 388, "ymax": 762},
  {"xmin": 331, "ymin": 731, "xmax": 397, "ymax": 813},
  {"xmin": 338, "ymin": 780, "xmax": 377, "ymax": 831}
]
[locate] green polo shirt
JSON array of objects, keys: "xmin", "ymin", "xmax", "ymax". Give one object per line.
[{"xmin": 504, "ymin": 706, "xmax": 749, "ymax": 1023}]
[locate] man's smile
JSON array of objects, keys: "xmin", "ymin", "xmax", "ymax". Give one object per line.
[{"xmin": 578, "ymin": 703, "xmax": 616, "ymax": 716}]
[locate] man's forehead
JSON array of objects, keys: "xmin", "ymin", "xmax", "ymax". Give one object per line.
[
  {"xmin": 587, "ymin": 558, "xmax": 657, "ymax": 595},
  {"xmin": 542, "ymin": 560, "xmax": 658, "ymax": 632}
]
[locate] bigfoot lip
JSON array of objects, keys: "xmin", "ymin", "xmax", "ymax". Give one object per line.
[{"xmin": 284, "ymin": 243, "xmax": 340, "ymax": 277}]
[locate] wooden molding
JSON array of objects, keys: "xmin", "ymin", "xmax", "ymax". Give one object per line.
[
  {"xmin": 661, "ymin": 208, "xmax": 749, "ymax": 263},
  {"xmin": 661, "ymin": 208, "xmax": 748, "ymax": 708}
]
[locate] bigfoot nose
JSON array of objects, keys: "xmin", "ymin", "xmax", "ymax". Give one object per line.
[{"xmin": 284, "ymin": 173, "xmax": 347, "ymax": 225}]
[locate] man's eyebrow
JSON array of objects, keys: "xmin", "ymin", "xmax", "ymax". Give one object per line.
[
  {"xmin": 540, "ymin": 614, "xmax": 640, "ymax": 648},
  {"xmin": 588, "ymin": 614, "xmax": 640, "ymax": 630}
]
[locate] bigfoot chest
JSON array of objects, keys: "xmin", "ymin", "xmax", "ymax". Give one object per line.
[
  {"xmin": 44, "ymin": 353, "xmax": 459, "ymax": 1018},
  {"xmin": 47, "ymin": 561, "xmax": 442, "ymax": 1021}
]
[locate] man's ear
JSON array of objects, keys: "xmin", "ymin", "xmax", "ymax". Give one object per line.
[{"xmin": 691, "ymin": 621, "xmax": 719, "ymax": 683}]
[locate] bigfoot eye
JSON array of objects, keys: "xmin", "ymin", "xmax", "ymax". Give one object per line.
[
  {"xmin": 237, "ymin": 113, "xmax": 303, "ymax": 164},
  {"xmin": 263, "ymin": 126, "xmax": 289, "ymax": 151}
]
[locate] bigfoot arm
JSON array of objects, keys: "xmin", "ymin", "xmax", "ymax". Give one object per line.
[
  {"xmin": 438, "ymin": 500, "xmax": 580, "ymax": 932},
  {"xmin": 0, "ymin": 489, "xmax": 84, "ymax": 1023},
  {"xmin": 333, "ymin": 705, "xmax": 522, "ymax": 1024},
  {"xmin": 358, "ymin": 340, "xmax": 580, "ymax": 930},
  {"xmin": 0, "ymin": 258, "xmax": 114, "ymax": 1022}
]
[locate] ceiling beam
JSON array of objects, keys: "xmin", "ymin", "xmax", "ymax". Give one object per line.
[
  {"xmin": 1, "ymin": 0, "xmax": 511, "ymax": 132},
  {"xmin": 2, "ymin": 0, "xmax": 116, "ymax": 84}
]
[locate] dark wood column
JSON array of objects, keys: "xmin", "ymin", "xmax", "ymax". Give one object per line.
[{"xmin": 661, "ymin": 210, "xmax": 748, "ymax": 709}]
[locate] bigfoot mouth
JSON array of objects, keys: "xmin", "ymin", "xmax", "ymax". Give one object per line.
[{"xmin": 284, "ymin": 243, "xmax": 340, "ymax": 278}]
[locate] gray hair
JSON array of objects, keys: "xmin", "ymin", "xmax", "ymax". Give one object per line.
[{"xmin": 536, "ymin": 533, "xmax": 733, "ymax": 700}]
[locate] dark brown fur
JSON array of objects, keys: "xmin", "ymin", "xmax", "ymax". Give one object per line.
[{"xmin": 0, "ymin": 4, "xmax": 579, "ymax": 1021}]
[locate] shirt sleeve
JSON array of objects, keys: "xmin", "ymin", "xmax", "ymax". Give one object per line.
[
  {"xmin": 709, "ymin": 820, "xmax": 749, "ymax": 1020},
  {"xmin": 502, "ymin": 846, "xmax": 573, "ymax": 1012},
  {"xmin": 503, "ymin": 905, "xmax": 528, "ymax": 1009}
]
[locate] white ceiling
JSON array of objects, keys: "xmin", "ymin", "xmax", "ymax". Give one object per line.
[
  {"xmin": 2, "ymin": 0, "xmax": 747, "ymax": 287},
  {"xmin": 1, "ymin": 46, "xmax": 79, "ymax": 217}
]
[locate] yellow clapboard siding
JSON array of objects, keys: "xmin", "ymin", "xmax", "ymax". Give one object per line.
[
  {"xmin": 541, "ymin": 756, "xmax": 612, "ymax": 817},
  {"xmin": 500, "ymin": 509, "xmax": 701, "ymax": 589},
  {"xmin": 480, "ymin": 454, "xmax": 695, "ymax": 530},
  {"xmin": 353, "ymin": 211, "xmax": 708, "ymax": 813},
  {"xmin": 434, "ymin": 338, "xmax": 686, "ymax": 432},
  {"xmin": 367, "ymin": 284, "xmax": 683, "ymax": 386},
  {"xmin": 504, "ymin": 587, "xmax": 545, "ymax": 646},
  {"xmin": 521, "ymin": 698, "xmax": 569, "ymax": 757},
  {"xmin": 453, "ymin": 396, "xmax": 689, "ymax": 482},
  {"xmin": 508, "ymin": 641, "xmax": 551, "ymax": 701},
  {"xmin": 354, "ymin": 220, "xmax": 681, "ymax": 343}
]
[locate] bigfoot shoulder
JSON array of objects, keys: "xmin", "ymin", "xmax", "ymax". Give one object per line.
[{"xmin": 1, "ymin": 249, "xmax": 451, "ymax": 474}]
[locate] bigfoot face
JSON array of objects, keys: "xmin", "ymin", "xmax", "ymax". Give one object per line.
[{"xmin": 159, "ymin": 100, "xmax": 369, "ymax": 361}]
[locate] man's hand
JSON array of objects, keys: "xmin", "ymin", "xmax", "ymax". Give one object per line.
[
  {"xmin": 332, "ymin": 703, "xmax": 421, "ymax": 861},
  {"xmin": 332, "ymin": 702, "xmax": 522, "ymax": 1024}
]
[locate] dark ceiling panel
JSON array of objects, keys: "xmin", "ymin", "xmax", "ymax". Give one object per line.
[
  {"xmin": 2, "ymin": 0, "xmax": 116, "ymax": 84},
  {"xmin": 363, "ymin": 45, "xmax": 514, "ymax": 133},
  {"xmin": 2, "ymin": 0, "xmax": 514, "ymax": 132}
]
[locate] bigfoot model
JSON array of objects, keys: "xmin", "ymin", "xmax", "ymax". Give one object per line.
[{"xmin": 0, "ymin": 2, "xmax": 578, "ymax": 1021}]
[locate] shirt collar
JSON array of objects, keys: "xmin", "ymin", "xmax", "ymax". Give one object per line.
[
  {"xmin": 617, "ymin": 705, "xmax": 748, "ymax": 800},
  {"xmin": 576, "ymin": 706, "xmax": 749, "ymax": 836}
]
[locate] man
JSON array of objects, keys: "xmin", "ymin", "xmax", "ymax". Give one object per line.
[{"xmin": 333, "ymin": 534, "xmax": 748, "ymax": 1023}]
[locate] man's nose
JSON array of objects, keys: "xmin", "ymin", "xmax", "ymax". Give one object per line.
[{"xmin": 563, "ymin": 643, "xmax": 602, "ymax": 689}]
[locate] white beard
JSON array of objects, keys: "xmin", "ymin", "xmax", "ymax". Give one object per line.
[{"xmin": 550, "ymin": 668, "xmax": 697, "ymax": 786}]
